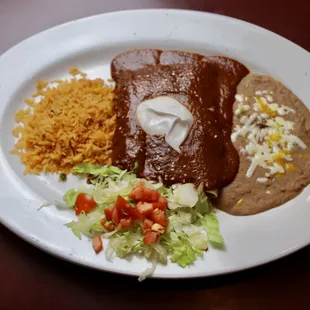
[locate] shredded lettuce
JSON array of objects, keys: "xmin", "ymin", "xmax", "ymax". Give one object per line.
[
  {"xmin": 60, "ymin": 164, "xmax": 224, "ymax": 279},
  {"xmin": 157, "ymin": 185, "xmax": 172, "ymax": 197},
  {"xmin": 65, "ymin": 221, "xmax": 82, "ymax": 239},
  {"xmin": 164, "ymin": 232, "xmax": 202, "ymax": 268},
  {"xmin": 200, "ymin": 209, "xmax": 224, "ymax": 247},
  {"xmin": 167, "ymin": 209, "xmax": 208, "ymax": 261},
  {"xmin": 65, "ymin": 209, "xmax": 105, "ymax": 239},
  {"xmin": 108, "ymin": 230, "xmax": 168, "ymax": 264},
  {"xmin": 138, "ymin": 260, "xmax": 157, "ymax": 282},
  {"xmin": 109, "ymin": 231, "xmax": 143, "ymax": 258},
  {"xmin": 92, "ymin": 172, "xmax": 138, "ymax": 205},
  {"xmin": 37, "ymin": 202, "xmax": 52, "ymax": 210},
  {"xmin": 63, "ymin": 189, "xmax": 79, "ymax": 207},
  {"xmin": 206, "ymin": 189, "xmax": 218, "ymax": 198},
  {"xmin": 168, "ymin": 210, "xmax": 192, "ymax": 233},
  {"xmin": 194, "ymin": 183, "xmax": 211, "ymax": 215},
  {"xmin": 188, "ymin": 232, "xmax": 208, "ymax": 250},
  {"xmin": 150, "ymin": 243, "xmax": 168, "ymax": 264},
  {"xmin": 73, "ymin": 163, "xmax": 123, "ymax": 176},
  {"xmin": 168, "ymin": 183, "xmax": 199, "ymax": 209},
  {"xmin": 73, "ymin": 164, "xmax": 140, "ymax": 205},
  {"xmin": 73, "ymin": 164, "xmax": 170, "ymax": 207},
  {"xmin": 131, "ymin": 161, "xmax": 139, "ymax": 174},
  {"xmin": 105, "ymin": 243, "xmax": 115, "ymax": 261}
]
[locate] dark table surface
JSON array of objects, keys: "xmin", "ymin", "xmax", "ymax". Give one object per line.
[{"xmin": 1, "ymin": 1, "xmax": 310, "ymax": 309}]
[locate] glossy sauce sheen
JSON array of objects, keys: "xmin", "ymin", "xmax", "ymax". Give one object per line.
[{"xmin": 111, "ymin": 49, "xmax": 249, "ymax": 190}]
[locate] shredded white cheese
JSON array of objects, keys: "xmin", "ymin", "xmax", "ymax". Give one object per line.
[
  {"xmin": 257, "ymin": 177, "xmax": 268, "ymax": 183},
  {"xmin": 232, "ymin": 91, "xmax": 307, "ymax": 181}
]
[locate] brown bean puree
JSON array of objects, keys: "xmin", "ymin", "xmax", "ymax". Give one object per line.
[
  {"xmin": 111, "ymin": 49, "xmax": 249, "ymax": 190},
  {"xmin": 215, "ymin": 73, "xmax": 310, "ymax": 215}
]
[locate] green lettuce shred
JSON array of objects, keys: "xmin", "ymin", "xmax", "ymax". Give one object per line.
[
  {"xmin": 164, "ymin": 232, "xmax": 202, "ymax": 268},
  {"xmin": 63, "ymin": 189, "xmax": 79, "ymax": 208},
  {"xmin": 73, "ymin": 163, "xmax": 123, "ymax": 176},
  {"xmin": 108, "ymin": 229, "xmax": 168, "ymax": 265},
  {"xmin": 60, "ymin": 164, "xmax": 225, "ymax": 279},
  {"xmin": 194, "ymin": 183, "xmax": 211, "ymax": 215},
  {"xmin": 201, "ymin": 209, "xmax": 224, "ymax": 247},
  {"xmin": 65, "ymin": 210, "xmax": 105, "ymax": 239}
]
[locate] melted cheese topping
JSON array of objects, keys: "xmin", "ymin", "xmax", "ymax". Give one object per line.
[
  {"xmin": 231, "ymin": 91, "xmax": 307, "ymax": 181},
  {"xmin": 136, "ymin": 96, "xmax": 193, "ymax": 153}
]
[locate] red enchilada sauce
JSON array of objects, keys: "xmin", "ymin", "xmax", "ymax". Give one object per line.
[{"xmin": 111, "ymin": 49, "xmax": 249, "ymax": 190}]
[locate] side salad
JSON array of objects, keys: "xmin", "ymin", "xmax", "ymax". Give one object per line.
[{"xmin": 55, "ymin": 163, "xmax": 224, "ymax": 280}]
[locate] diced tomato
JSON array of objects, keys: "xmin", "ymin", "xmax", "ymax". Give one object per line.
[
  {"xmin": 106, "ymin": 223, "xmax": 115, "ymax": 232},
  {"xmin": 143, "ymin": 228, "xmax": 151, "ymax": 234},
  {"xmin": 101, "ymin": 220, "xmax": 115, "ymax": 232},
  {"xmin": 115, "ymin": 196, "xmax": 140, "ymax": 219},
  {"xmin": 115, "ymin": 196, "xmax": 130, "ymax": 212},
  {"xmin": 111, "ymin": 207, "xmax": 121, "ymax": 224},
  {"xmin": 129, "ymin": 186, "xmax": 144, "ymax": 201},
  {"xmin": 143, "ymin": 188, "xmax": 160, "ymax": 202},
  {"xmin": 129, "ymin": 184, "xmax": 159, "ymax": 202},
  {"xmin": 92, "ymin": 235, "xmax": 103, "ymax": 254},
  {"xmin": 136, "ymin": 202, "xmax": 153, "ymax": 216},
  {"xmin": 123, "ymin": 205, "xmax": 140, "ymax": 220},
  {"xmin": 152, "ymin": 202, "xmax": 165, "ymax": 211},
  {"xmin": 136, "ymin": 182, "xmax": 145, "ymax": 188},
  {"xmin": 159, "ymin": 196, "xmax": 168, "ymax": 207},
  {"xmin": 104, "ymin": 207, "xmax": 113, "ymax": 221},
  {"xmin": 143, "ymin": 231, "xmax": 160, "ymax": 244},
  {"xmin": 152, "ymin": 196, "xmax": 168, "ymax": 211},
  {"xmin": 151, "ymin": 223, "xmax": 165, "ymax": 234},
  {"xmin": 120, "ymin": 217, "xmax": 133, "ymax": 228},
  {"xmin": 116, "ymin": 223, "xmax": 123, "ymax": 230},
  {"xmin": 75, "ymin": 193, "xmax": 96, "ymax": 215},
  {"xmin": 143, "ymin": 219, "xmax": 154, "ymax": 230},
  {"xmin": 150, "ymin": 209, "xmax": 168, "ymax": 226}
]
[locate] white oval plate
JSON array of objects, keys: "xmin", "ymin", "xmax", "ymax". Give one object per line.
[{"xmin": 0, "ymin": 9, "xmax": 309, "ymax": 279}]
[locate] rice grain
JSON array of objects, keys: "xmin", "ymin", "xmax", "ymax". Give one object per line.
[{"xmin": 11, "ymin": 71, "xmax": 116, "ymax": 174}]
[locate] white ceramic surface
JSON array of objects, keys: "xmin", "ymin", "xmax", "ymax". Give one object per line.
[{"xmin": 0, "ymin": 9, "xmax": 309, "ymax": 278}]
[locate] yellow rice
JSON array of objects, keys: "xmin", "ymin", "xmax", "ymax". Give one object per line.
[{"xmin": 11, "ymin": 69, "xmax": 116, "ymax": 174}]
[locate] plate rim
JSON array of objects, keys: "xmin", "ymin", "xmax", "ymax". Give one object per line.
[
  {"xmin": 1, "ymin": 9, "xmax": 310, "ymax": 59},
  {"xmin": 0, "ymin": 8, "xmax": 309, "ymax": 279}
]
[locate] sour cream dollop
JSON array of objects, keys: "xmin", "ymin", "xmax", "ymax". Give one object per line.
[{"xmin": 136, "ymin": 96, "xmax": 193, "ymax": 153}]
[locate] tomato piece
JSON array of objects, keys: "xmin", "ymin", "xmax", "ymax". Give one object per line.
[
  {"xmin": 159, "ymin": 196, "xmax": 168, "ymax": 207},
  {"xmin": 128, "ymin": 186, "xmax": 144, "ymax": 201},
  {"xmin": 106, "ymin": 223, "xmax": 115, "ymax": 232},
  {"xmin": 123, "ymin": 205, "xmax": 140, "ymax": 220},
  {"xmin": 92, "ymin": 236, "xmax": 103, "ymax": 254},
  {"xmin": 129, "ymin": 184, "xmax": 160, "ymax": 202},
  {"xmin": 151, "ymin": 223, "xmax": 165, "ymax": 234},
  {"xmin": 143, "ymin": 219, "xmax": 154, "ymax": 230},
  {"xmin": 152, "ymin": 196, "xmax": 168, "ymax": 211},
  {"xmin": 150, "ymin": 209, "xmax": 168, "ymax": 226},
  {"xmin": 111, "ymin": 207, "xmax": 121, "ymax": 224},
  {"xmin": 115, "ymin": 196, "xmax": 129, "ymax": 212},
  {"xmin": 101, "ymin": 220, "xmax": 115, "ymax": 232},
  {"xmin": 115, "ymin": 196, "xmax": 140, "ymax": 219},
  {"xmin": 152, "ymin": 202, "xmax": 166, "ymax": 211},
  {"xmin": 143, "ymin": 231, "xmax": 160, "ymax": 244},
  {"xmin": 116, "ymin": 223, "xmax": 123, "ymax": 230},
  {"xmin": 104, "ymin": 207, "xmax": 113, "ymax": 221},
  {"xmin": 143, "ymin": 188, "xmax": 160, "ymax": 202},
  {"xmin": 75, "ymin": 193, "xmax": 96, "ymax": 215},
  {"xmin": 120, "ymin": 217, "xmax": 133, "ymax": 228},
  {"xmin": 136, "ymin": 202, "xmax": 153, "ymax": 216}
]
